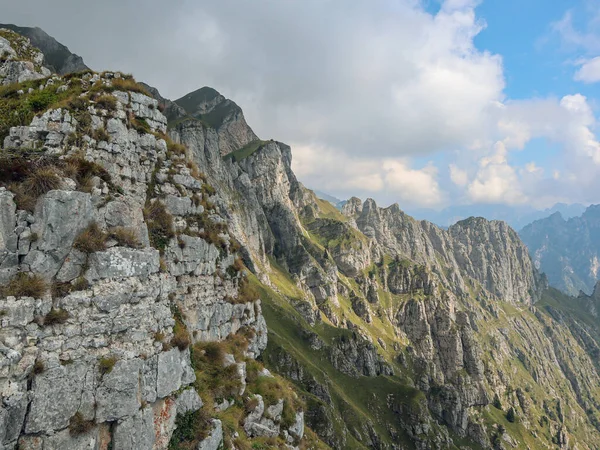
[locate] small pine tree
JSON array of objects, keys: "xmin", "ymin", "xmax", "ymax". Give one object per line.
[
  {"xmin": 493, "ymin": 393, "xmax": 503, "ymax": 410},
  {"xmin": 506, "ymin": 407, "xmax": 516, "ymax": 423}
]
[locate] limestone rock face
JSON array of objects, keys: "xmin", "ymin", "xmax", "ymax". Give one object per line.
[
  {"xmin": 329, "ymin": 331, "xmax": 393, "ymax": 377},
  {"xmin": 244, "ymin": 395, "xmax": 282, "ymax": 438},
  {"xmin": 196, "ymin": 419, "xmax": 223, "ymax": 450},
  {"xmin": 0, "ymin": 70, "xmax": 268, "ymax": 450}
]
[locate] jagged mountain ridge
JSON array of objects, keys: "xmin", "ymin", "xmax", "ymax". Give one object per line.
[
  {"xmin": 407, "ymin": 203, "xmax": 587, "ymax": 230},
  {"xmin": 520, "ymin": 205, "xmax": 600, "ymax": 296},
  {"xmin": 167, "ymin": 85, "xmax": 600, "ymax": 448},
  {"xmin": 0, "ymin": 26, "xmax": 600, "ymax": 450}
]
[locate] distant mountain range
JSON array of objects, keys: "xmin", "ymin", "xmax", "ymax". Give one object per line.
[
  {"xmin": 520, "ymin": 205, "xmax": 600, "ymax": 296},
  {"xmin": 405, "ymin": 203, "xmax": 587, "ymax": 230},
  {"xmin": 313, "ymin": 190, "xmax": 345, "ymax": 208}
]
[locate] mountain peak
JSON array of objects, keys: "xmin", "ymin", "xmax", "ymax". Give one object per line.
[
  {"xmin": 175, "ymin": 86, "xmax": 225, "ymax": 116},
  {"xmin": 172, "ymin": 86, "xmax": 258, "ymax": 156}
]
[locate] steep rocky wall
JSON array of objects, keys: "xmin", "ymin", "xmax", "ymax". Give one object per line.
[
  {"xmin": 173, "ymin": 87, "xmax": 258, "ymax": 156},
  {"xmin": 0, "ymin": 69, "xmax": 273, "ymax": 449},
  {"xmin": 172, "ymin": 120, "xmax": 337, "ymax": 311}
]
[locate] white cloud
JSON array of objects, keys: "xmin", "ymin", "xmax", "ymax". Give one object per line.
[
  {"xmin": 2, "ymin": 0, "xmax": 600, "ymax": 210},
  {"xmin": 551, "ymin": 9, "xmax": 600, "ymax": 52},
  {"xmin": 467, "ymin": 142, "xmax": 526, "ymax": 205},
  {"xmin": 559, "ymin": 94, "xmax": 600, "ymax": 164},
  {"xmin": 459, "ymin": 93, "xmax": 600, "ymax": 208},
  {"xmin": 293, "ymin": 145, "xmax": 442, "ymax": 207},
  {"xmin": 449, "ymin": 164, "xmax": 468, "ymax": 186},
  {"xmin": 574, "ymin": 57, "xmax": 600, "ymax": 83},
  {"xmin": 383, "ymin": 160, "xmax": 443, "ymax": 207},
  {"xmin": 292, "ymin": 145, "xmax": 384, "ymax": 194},
  {"xmin": 524, "ymin": 162, "xmax": 543, "ymax": 175}
]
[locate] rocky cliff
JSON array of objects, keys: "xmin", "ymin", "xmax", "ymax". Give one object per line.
[
  {"xmin": 0, "ymin": 31, "xmax": 311, "ymax": 450},
  {"xmin": 520, "ymin": 206, "xmax": 600, "ymax": 296},
  {"xmin": 2, "ymin": 28, "xmax": 600, "ymax": 450}
]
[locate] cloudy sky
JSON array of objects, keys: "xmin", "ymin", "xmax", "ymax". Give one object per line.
[{"xmin": 2, "ymin": 0, "xmax": 600, "ymax": 210}]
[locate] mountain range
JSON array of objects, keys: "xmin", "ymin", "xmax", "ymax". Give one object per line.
[
  {"xmin": 314, "ymin": 190, "xmax": 587, "ymax": 232},
  {"xmin": 1, "ymin": 25, "xmax": 600, "ymax": 450}
]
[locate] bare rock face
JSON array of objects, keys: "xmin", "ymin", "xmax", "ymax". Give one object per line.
[
  {"xmin": 171, "ymin": 121, "xmax": 339, "ymax": 310},
  {"xmin": 449, "ymin": 217, "xmax": 540, "ymax": 304},
  {"xmin": 0, "ymin": 68, "xmax": 268, "ymax": 449}
]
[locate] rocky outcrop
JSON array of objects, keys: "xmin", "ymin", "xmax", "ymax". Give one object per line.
[
  {"xmin": 174, "ymin": 87, "xmax": 258, "ymax": 156},
  {"xmin": 140, "ymin": 82, "xmax": 187, "ymax": 124},
  {"xmin": 171, "ymin": 119, "xmax": 337, "ymax": 306},
  {"xmin": 329, "ymin": 331, "xmax": 393, "ymax": 377},
  {"xmin": 197, "ymin": 420, "xmax": 223, "ymax": 450}
]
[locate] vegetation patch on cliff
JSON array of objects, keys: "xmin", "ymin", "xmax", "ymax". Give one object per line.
[
  {"xmin": 224, "ymin": 139, "xmax": 268, "ymax": 162},
  {"xmin": 1, "ymin": 272, "xmax": 47, "ymax": 298}
]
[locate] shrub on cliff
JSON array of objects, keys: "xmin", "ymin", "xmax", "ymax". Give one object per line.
[
  {"xmin": 144, "ymin": 201, "xmax": 175, "ymax": 253},
  {"xmin": 44, "ymin": 308, "xmax": 70, "ymax": 325},
  {"xmin": 74, "ymin": 222, "xmax": 107, "ymax": 253},
  {"xmin": 22, "ymin": 166, "xmax": 63, "ymax": 197},
  {"xmin": 68, "ymin": 412, "xmax": 94, "ymax": 436},
  {"xmin": 108, "ymin": 227, "xmax": 141, "ymax": 249},
  {"xmin": 171, "ymin": 321, "xmax": 191, "ymax": 351},
  {"xmin": 98, "ymin": 356, "xmax": 117, "ymax": 376},
  {"xmin": 93, "ymin": 94, "xmax": 117, "ymax": 111},
  {"xmin": 168, "ymin": 408, "xmax": 212, "ymax": 449},
  {"xmin": 507, "ymin": 407, "xmax": 517, "ymax": 423},
  {"xmin": 2, "ymin": 272, "xmax": 47, "ymax": 298}
]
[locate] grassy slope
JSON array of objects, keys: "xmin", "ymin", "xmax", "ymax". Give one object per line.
[
  {"xmin": 224, "ymin": 140, "xmax": 269, "ymax": 162},
  {"xmin": 256, "ymin": 196, "xmax": 600, "ymax": 448},
  {"xmin": 256, "ymin": 258, "xmax": 481, "ymax": 450}
]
